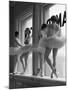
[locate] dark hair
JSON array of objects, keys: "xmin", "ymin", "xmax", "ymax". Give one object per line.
[
  {"xmin": 25, "ymin": 28, "xmax": 29, "ymax": 30},
  {"xmin": 15, "ymin": 31, "xmax": 19, "ymax": 37},
  {"xmin": 41, "ymin": 24, "xmax": 47, "ymax": 30},
  {"xmin": 51, "ymin": 16, "xmax": 58, "ymax": 22},
  {"xmin": 30, "ymin": 27, "xmax": 32, "ymax": 30},
  {"xmin": 25, "ymin": 28, "xmax": 31, "ymax": 38},
  {"xmin": 47, "ymin": 18, "xmax": 52, "ymax": 24},
  {"xmin": 25, "ymin": 28, "xmax": 31, "ymax": 35}
]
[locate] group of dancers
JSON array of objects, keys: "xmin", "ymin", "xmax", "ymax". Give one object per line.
[{"xmin": 10, "ymin": 15, "xmax": 66, "ymax": 78}]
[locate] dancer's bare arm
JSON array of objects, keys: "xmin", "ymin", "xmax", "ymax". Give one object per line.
[{"xmin": 15, "ymin": 38, "xmax": 22, "ymax": 47}]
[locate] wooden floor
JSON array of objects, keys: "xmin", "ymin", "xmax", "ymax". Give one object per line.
[{"xmin": 9, "ymin": 73, "xmax": 66, "ymax": 89}]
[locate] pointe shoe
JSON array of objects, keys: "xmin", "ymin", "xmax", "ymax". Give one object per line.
[
  {"xmin": 19, "ymin": 72, "xmax": 24, "ymax": 75},
  {"xmin": 13, "ymin": 72, "xmax": 18, "ymax": 75},
  {"xmin": 51, "ymin": 68, "xmax": 58, "ymax": 78},
  {"xmin": 51, "ymin": 72, "xmax": 53, "ymax": 78},
  {"xmin": 51, "ymin": 68, "xmax": 56, "ymax": 78},
  {"xmin": 51, "ymin": 73, "xmax": 58, "ymax": 78}
]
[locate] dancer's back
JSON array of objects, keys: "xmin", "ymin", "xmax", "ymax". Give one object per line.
[{"xmin": 47, "ymin": 23, "xmax": 61, "ymax": 37}]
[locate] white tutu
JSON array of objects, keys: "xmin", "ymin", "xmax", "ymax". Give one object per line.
[
  {"xmin": 9, "ymin": 45, "xmax": 32, "ymax": 55},
  {"xmin": 39, "ymin": 34, "xmax": 66, "ymax": 49},
  {"xmin": 9, "ymin": 47, "xmax": 21, "ymax": 55}
]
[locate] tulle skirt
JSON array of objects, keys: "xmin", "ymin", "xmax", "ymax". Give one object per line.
[
  {"xmin": 9, "ymin": 45, "xmax": 32, "ymax": 55},
  {"xmin": 9, "ymin": 47, "xmax": 21, "ymax": 55},
  {"xmin": 39, "ymin": 35, "xmax": 66, "ymax": 49}
]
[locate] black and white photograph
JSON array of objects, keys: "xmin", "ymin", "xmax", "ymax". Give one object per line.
[{"xmin": 9, "ymin": 1, "xmax": 66, "ymax": 89}]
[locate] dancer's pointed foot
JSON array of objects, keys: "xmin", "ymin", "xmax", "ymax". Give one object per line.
[{"xmin": 51, "ymin": 68, "xmax": 58, "ymax": 78}]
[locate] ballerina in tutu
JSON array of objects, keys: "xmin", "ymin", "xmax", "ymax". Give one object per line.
[
  {"xmin": 10, "ymin": 31, "xmax": 26, "ymax": 74},
  {"xmin": 38, "ymin": 17, "xmax": 66, "ymax": 77},
  {"xmin": 10, "ymin": 30, "xmax": 32, "ymax": 74},
  {"xmin": 47, "ymin": 16, "xmax": 65, "ymax": 78}
]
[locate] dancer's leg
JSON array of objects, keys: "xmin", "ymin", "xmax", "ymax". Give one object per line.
[
  {"xmin": 13, "ymin": 55, "xmax": 17, "ymax": 74},
  {"xmin": 51, "ymin": 48, "xmax": 58, "ymax": 78},
  {"xmin": 40, "ymin": 53, "xmax": 44, "ymax": 77},
  {"xmin": 20, "ymin": 54, "xmax": 25, "ymax": 74},
  {"xmin": 53, "ymin": 48, "xmax": 58, "ymax": 68},
  {"xmin": 16, "ymin": 55, "xmax": 21, "ymax": 74},
  {"xmin": 44, "ymin": 47, "xmax": 58, "ymax": 77},
  {"xmin": 24, "ymin": 52, "xmax": 29, "ymax": 72},
  {"xmin": 13, "ymin": 55, "xmax": 20, "ymax": 74}
]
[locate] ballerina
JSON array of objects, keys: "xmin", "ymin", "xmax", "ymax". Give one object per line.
[
  {"xmin": 46, "ymin": 16, "xmax": 65, "ymax": 78},
  {"xmin": 10, "ymin": 31, "xmax": 25, "ymax": 74},
  {"xmin": 38, "ymin": 22, "xmax": 66, "ymax": 77}
]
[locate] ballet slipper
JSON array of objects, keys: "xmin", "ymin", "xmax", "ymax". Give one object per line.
[
  {"xmin": 51, "ymin": 69, "xmax": 59, "ymax": 78},
  {"xmin": 13, "ymin": 72, "xmax": 18, "ymax": 75},
  {"xmin": 51, "ymin": 68, "xmax": 56, "ymax": 78}
]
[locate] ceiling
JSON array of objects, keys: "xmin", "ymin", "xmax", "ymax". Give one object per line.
[{"xmin": 9, "ymin": 1, "xmax": 47, "ymax": 18}]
